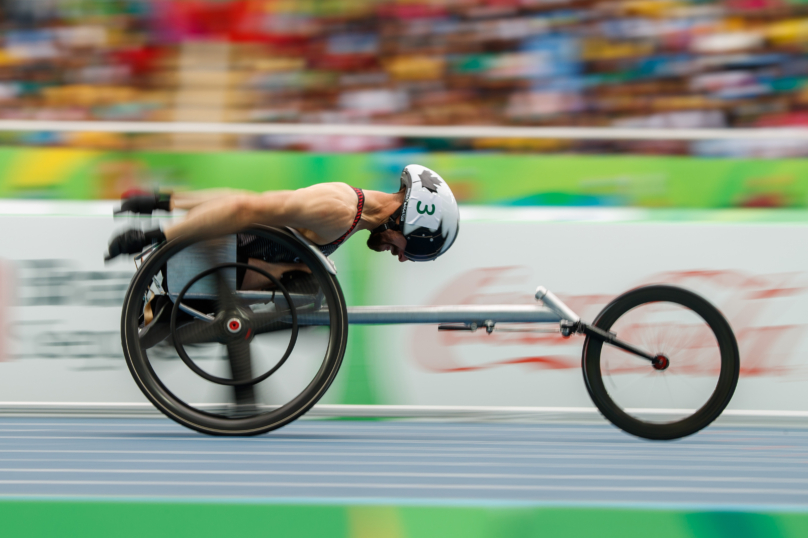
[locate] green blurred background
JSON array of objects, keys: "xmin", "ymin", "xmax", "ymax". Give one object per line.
[{"xmin": 3, "ymin": 146, "xmax": 808, "ymax": 209}]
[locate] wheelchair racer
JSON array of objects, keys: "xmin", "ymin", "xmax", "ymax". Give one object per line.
[{"xmin": 106, "ymin": 165, "xmax": 459, "ymax": 286}]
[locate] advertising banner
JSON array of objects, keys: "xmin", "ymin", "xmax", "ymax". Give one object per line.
[{"xmin": 355, "ymin": 211, "xmax": 808, "ymax": 414}]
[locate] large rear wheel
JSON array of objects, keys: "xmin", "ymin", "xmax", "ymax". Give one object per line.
[{"xmin": 121, "ymin": 226, "xmax": 348, "ymax": 436}]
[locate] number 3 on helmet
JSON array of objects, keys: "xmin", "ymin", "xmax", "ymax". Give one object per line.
[{"xmin": 399, "ymin": 164, "xmax": 459, "ymax": 262}]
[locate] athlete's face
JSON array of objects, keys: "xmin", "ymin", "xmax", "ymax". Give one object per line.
[{"xmin": 367, "ymin": 229, "xmax": 409, "ymax": 262}]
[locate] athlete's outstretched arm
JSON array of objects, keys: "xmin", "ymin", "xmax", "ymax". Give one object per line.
[
  {"xmin": 106, "ymin": 184, "xmax": 358, "ymax": 261},
  {"xmin": 163, "ymin": 183, "xmax": 357, "ymax": 243},
  {"xmin": 164, "ymin": 191, "xmax": 295, "ymax": 241},
  {"xmin": 170, "ymin": 189, "xmax": 252, "ymax": 211}
]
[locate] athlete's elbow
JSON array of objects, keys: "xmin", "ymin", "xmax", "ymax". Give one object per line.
[{"xmin": 229, "ymin": 195, "xmax": 262, "ymax": 227}]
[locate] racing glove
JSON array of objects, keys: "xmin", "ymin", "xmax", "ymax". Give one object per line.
[
  {"xmin": 114, "ymin": 190, "xmax": 172, "ymax": 215},
  {"xmin": 105, "ymin": 228, "xmax": 166, "ymax": 261}
]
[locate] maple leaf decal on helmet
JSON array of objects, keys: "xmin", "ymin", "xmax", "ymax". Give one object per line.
[{"xmin": 419, "ymin": 170, "xmax": 442, "ymax": 193}]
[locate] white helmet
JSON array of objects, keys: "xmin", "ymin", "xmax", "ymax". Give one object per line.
[{"xmin": 396, "ymin": 164, "xmax": 459, "ymax": 261}]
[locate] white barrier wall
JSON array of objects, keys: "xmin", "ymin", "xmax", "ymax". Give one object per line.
[
  {"xmin": 0, "ymin": 202, "xmax": 806, "ymax": 416},
  {"xmin": 0, "ymin": 203, "xmax": 142, "ymax": 405}
]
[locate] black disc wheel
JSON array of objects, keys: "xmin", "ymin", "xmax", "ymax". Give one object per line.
[
  {"xmin": 582, "ymin": 285, "xmax": 739, "ymax": 440},
  {"xmin": 121, "ymin": 226, "xmax": 349, "ymax": 436}
]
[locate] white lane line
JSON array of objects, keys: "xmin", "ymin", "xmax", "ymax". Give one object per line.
[
  {"xmin": 0, "ymin": 426, "xmax": 801, "ymax": 444},
  {"xmin": 1, "ymin": 420, "xmax": 806, "ymax": 438},
  {"xmin": 0, "ymin": 427, "xmax": 605, "ymax": 437},
  {"xmin": 2, "ymin": 420, "xmax": 804, "ymax": 434},
  {"xmin": 0, "ymin": 447, "xmax": 808, "ymax": 464},
  {"xmin": 0, "ymin": 422, "xmax": 173, "ymax": 426},
  {"xmin": 1, "ymin": 435, "xmax": 805, "ymax": 454},
  {"xmin": 0, "ymin": 422, "xmax": 646, "ymax": 432},
  {"xmin": 1, "ymin": 458, "xmax": 808, "ymax": 476},
  {"xmin": 0, "ymin": 444, "xmax": 802, "ymax": 460},
  {"xmin": 0, "ymin": 420, "xmax": 792, "ymax": 434},
  {"xmin": 0, "ymin": 430, "xmax": 652, "ymax": 441},
  {"xmin": 0, "ymin": 442, "xmax": 801, "ymax": 454},
  {"xmin": 0, "ymin": 430, "xmax": 60, "ymax": 433},
  {"xmin": 1, "ymin": 444, "xmax": 803, "ymax": 461},
  {"xmin": 5, "ymin": 435, "xmax": 666, "ymax": 447},
  {"xmin": 0, "ymin": 448, "xmax": 805, "ymax": 465},
  {"xmin": 0, "ymin": 420, "xmax": 599, "ymax": 429},
  {"xmin": 5, "ymin": 468, "xmax": 808, "ymax": 485},
  {"xmin": 0, "ymin": 424, "xmax": 805, "ymax": 444},
  {"xmin": 2, "ymin": 458, "xmax": 807, "ymax": 474},
  {"xmin": 0, "ymin": 423, "xmax": 618, "ymax": 432},
  {"xmin": 1, "ymin": 479, "xmax": 808, "ymax": 496}
]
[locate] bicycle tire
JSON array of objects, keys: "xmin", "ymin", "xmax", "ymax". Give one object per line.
[
  {"xmin": 582, "ymin": 285, "xmax": 739, "ymax": 440},
  {"xmin": 120, "ymin": 225, "xmax": 349, "ymax": 436}
]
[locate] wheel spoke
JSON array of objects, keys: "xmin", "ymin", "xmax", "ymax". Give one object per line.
[
  {"xmin": 606, "ymin": 369, "xmax": 656, "ymax": 395},
  {"xmin": 251, "ymin": 310, "xmax": 294, "ymax": 335},
  {"xmin": 173, "ymin": 319, "xmax": 222, "ymax": 345},
  {"xmin": 227, "ymin": 339, "xmax": 255, "ymax": 407},
  {"xmin": 215, "ymin": 268, "xmax": 238, "ymax": 312}
]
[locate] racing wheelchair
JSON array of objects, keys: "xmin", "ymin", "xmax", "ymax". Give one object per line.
[{"xmin": 121, "ymin": 226, "xmax": 740, "ymax": 440}]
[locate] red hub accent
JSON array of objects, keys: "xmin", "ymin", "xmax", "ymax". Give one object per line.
[
  {"xmin": 226, "ymin": 318, "xmax": 242, "ymax": 334},
  {"xmin": 652, "ymin": 354, "xmax": 670, "ymax": 371}
]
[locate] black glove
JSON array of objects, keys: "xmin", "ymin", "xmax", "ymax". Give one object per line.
[
  {"xmin": 105, "ymin": 229, "xmax": 166, "ymax": 261},
  {"xmin": 114, "ymin": 192, "xmax": 172, "ymax": 215}
]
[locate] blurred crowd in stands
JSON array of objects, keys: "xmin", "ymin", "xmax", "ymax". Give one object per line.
[{"xmin": 0, "ymin": 0, "xmax": 807, "ymax": 156}]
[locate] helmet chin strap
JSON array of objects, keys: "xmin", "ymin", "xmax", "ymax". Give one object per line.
[{"xmin": 370, "ymin": 206, "xmax": 403, "ymax": 235}]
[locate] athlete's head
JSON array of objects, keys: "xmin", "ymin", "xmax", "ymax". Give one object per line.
[{"xmin": 367, "ymin": 164, "xmax": 459, "ymax": 262}]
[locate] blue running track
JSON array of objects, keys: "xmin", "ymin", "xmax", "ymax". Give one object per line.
[{"xmin": 0, "ymin": 417, "xmax": 806, "ymax": 509}]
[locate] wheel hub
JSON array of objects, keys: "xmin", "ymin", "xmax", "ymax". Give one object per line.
[
  {"xmin": 226, "ymin": 318, "xmax": 243, "ymax": 334},
  {"xmin": 652, "ymin": 354, "xmax": 670, "ymax": 371}
]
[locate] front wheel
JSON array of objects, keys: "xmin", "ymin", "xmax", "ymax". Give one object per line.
[{"xmin": 582, "ymin": 285, "xmax": 739, "ymax": 440}]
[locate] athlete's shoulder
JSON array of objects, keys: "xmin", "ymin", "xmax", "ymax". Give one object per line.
[
  {"xmin": 287, "ymin": 183, "xmax": 356, "ymax": 221},
  {"xmin": 297, "ymin": 182, "xmax": 354, "ymax": 194},
  {"xmin": 295, "ymin": 182, "xmax": 357, "ymax": 204}
]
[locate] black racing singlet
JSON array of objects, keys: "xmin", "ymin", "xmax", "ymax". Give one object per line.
[{"xmin": 237, "ymin": 187, "xmax": 365, "ymax": 263}]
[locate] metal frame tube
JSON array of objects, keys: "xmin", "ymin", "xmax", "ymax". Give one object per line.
[
  {"xmin": 293, "ymin": 304, "xmax": 561, "ymax": 326},
  {"xmin": 165, "ymin": 289, "xmax": 573, "ymax": 327},
  {"xmin": 535, "ymin": 287, "xmax": 581, "ymax": 323},
  {"xmin": 348, "ymin": 305, "xmax": 560, "ymax": 324}
]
